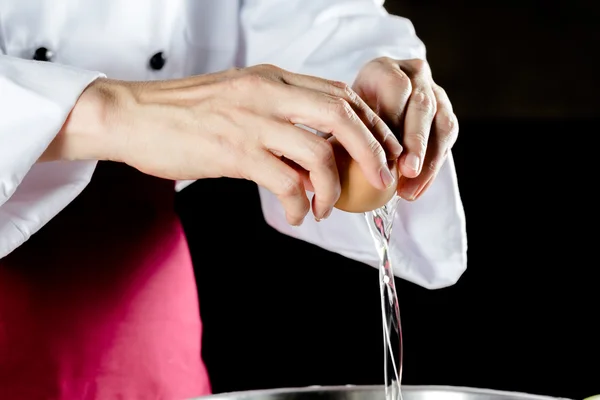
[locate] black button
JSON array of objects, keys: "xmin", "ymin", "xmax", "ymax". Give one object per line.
[
  {"xmin": 33, "ymin": 47, "xmax": 53, "ymax": 62},
  {"xmin": 149, "ymin": 52, "xmax": 166, "ymax": 70}
]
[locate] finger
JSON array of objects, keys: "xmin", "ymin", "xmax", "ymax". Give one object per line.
[
  {"xmin": 261, "ymin": 122, "xmax": 340, "ymax": 220},
  {"xmin": 396, "ymin": 146, "xmax": 447, "ymax": 202},
  {"xmin": 275, "ymin": 86, "xmax": 395, "ymax": 191},
  {"xmin": 244, "ymin": 150, "xmax": 311, "ymax": 226},
  {"xmin": 398, "ymin": 166, "xmax": 438, "ymax": 203},
  {"xmin": 431, "ymin": 84, "xmax": 460, "ymax": 150},
  {"xmin": 397, "ymin": 85, "xmax": 458, "ymax": 200},
  {"xmin": 399, "ymin": 71, "xmax": 436, "ymax": 179},
  {"xmin": 414, "ymin": 167, "xmax": 437, "ymax": 199},
  {"xmin": 400, "ymin": 82, "xmax": 436, "ymax": 178},
  {"xmin": 281, "ymin": 71, "xmax": 403, "ymax": 160}
]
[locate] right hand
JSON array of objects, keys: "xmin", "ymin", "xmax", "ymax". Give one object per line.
[{"xmin": 49, "ymin": 65, "xmax": 402, "ymax": 225}]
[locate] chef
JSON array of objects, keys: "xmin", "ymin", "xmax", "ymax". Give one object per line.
[{"xmin": 0, "ymin": 1, "xmax": 467, "ymax": 399}]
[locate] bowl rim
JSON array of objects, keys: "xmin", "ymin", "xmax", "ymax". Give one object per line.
[{"xmin": 195, "ymin": 385, "xmax": 572, "ymax": 400}]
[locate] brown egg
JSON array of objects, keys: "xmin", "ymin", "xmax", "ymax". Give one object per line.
[{"xmin": 330, "ymin": 137, "xmax": 399, "ymax": 213}]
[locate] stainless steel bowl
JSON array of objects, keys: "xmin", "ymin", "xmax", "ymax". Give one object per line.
[{"xmin": 192, "ymin": 385, "xmax": 572, "ymax": 400}]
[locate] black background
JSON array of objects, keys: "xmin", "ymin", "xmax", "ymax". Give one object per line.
[{"xmin": 176, "ymin": 1, "xmax": 599, "ymax": 399}]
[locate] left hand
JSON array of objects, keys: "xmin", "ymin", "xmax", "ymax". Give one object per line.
[{"xmin": 352, "ymin": 57, "xmax": 459, "ymax": 201}]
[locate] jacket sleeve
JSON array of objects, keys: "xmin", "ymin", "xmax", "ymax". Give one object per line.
[
  {"xmin": 0, "ymin": 55, "xmax": 103, "ymax": 259},
  {"xmin": 240, "ymin": 0, "xmax": 467, "ymax": 289}
]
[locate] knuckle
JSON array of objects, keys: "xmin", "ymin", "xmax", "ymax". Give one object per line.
[
  {"xmin": 328, "ymin": 97, "xmax": 355, "ymax": 121},
  {"xmin": 385, "ymin": 68, "xmax": 411, "ymax": 87},
  {"xmin": 409, "ymin": 131, "xmax": 429, "ymax": 153},
  {"xmin": 410, "ymin": 59, "xmax": 428, "ymax": 72},
  {"xmin": 308, "ymin": 138, "xmax": 335, "ymax": 166},
  {"xmin": 367, "ymin": 137, "xmax": 386, "ymax": 160},
  {"xmin": 374, "ymin": 56, "xmax": 394, "ymax": 66},
  {"xmin": 278, "ymin": 172, "xmax": 303, "ymax": 198},
  {"xmin": 329, "ymin": 80, "xmax": 349, "ymax": 90},
  {"xmin": 435, "ymin": 84, "xmax": 448, "ymax": 99},
  {"xmin": 400, "ymin": 59, "xmax": 431, "ymax": 78},
  {"xmin": 434, "ymin": 112, "xmax": 459, "ymax": 151},
  {"xmin": 235, "ymin": 72, "xmax": 265, "ymax": 90},
  {"xmin": 426, "ymin": 158, "xmax": 441, "ymax": 173},
  {"xmin": 256, "ymin": 64, "xmax": 286, "ymax": 81},
  {"xmin": 401, "ymin": 78, "xmax": 413, "ymax": 96},
  {"xmin": 371, "ymin": 116, "xmax": 388, "ymax": 136},
  {"xmin": 384, "ymin": 71, "xmax": 412, "ymax": 101},
  {"xmin": 412, "ymin": 90, "xmax": 435, "ymax": 114},
  {"xmin": 330, "ymin": 80, "xmax": 356, "ymax": 100},
  {"xmin": 255, "ymin": 63, "xmax": 279, "ymax": 73},
  {"xmin": 439, "ymin": 112, "xmax": 459, "ymax": 136}
]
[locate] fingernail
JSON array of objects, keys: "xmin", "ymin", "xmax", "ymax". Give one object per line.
[
  {"xmin": 404, "ymin": 153, "xmax": 421, "ymax": 173},
  {"xmin": 315, "ymin": 207, "xmax": 332, "ymax": 222},
  {"xmin": 380, "ymin": 166, "xmax": 395, "ymax": 188},
  {"xmin": 384, "ymin": 135, "xmax": 403, "ymax": 159}
]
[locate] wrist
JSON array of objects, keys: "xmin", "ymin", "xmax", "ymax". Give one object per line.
[{"xmin": 41, "ymin": 78, "xmax": 128, "ymax": 163}]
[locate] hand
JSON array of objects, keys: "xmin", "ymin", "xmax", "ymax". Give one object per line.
[
  {"xmin": 49, "ymin": 65, "xmax": 403, "ymax": 225},
  {"xmin": 352, "ymin": 57, "xmax": 459, "ymax": 200}
]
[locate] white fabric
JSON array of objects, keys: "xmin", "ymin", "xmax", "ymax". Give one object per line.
[
  {"xmin": 0, "ymin": 0, "xmax": 467, "ymax": 289},
  {"xmin": 0, "ymin": 56, "xmax": 102, "ymax": 257}
]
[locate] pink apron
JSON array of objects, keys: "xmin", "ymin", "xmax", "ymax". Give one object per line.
[{"xmin": 0, "ymin": 162, "xmax": 211, "ymax": 399}]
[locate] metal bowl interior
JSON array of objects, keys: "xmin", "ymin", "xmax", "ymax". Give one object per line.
[{"xmin": 192, "ymin": 385, "xmax": 572, "ymax": 400}]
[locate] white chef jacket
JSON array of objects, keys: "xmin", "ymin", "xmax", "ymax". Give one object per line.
[{"xmin": 0, "ymin": 0, "xmax": 467, "ymax": 289}]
